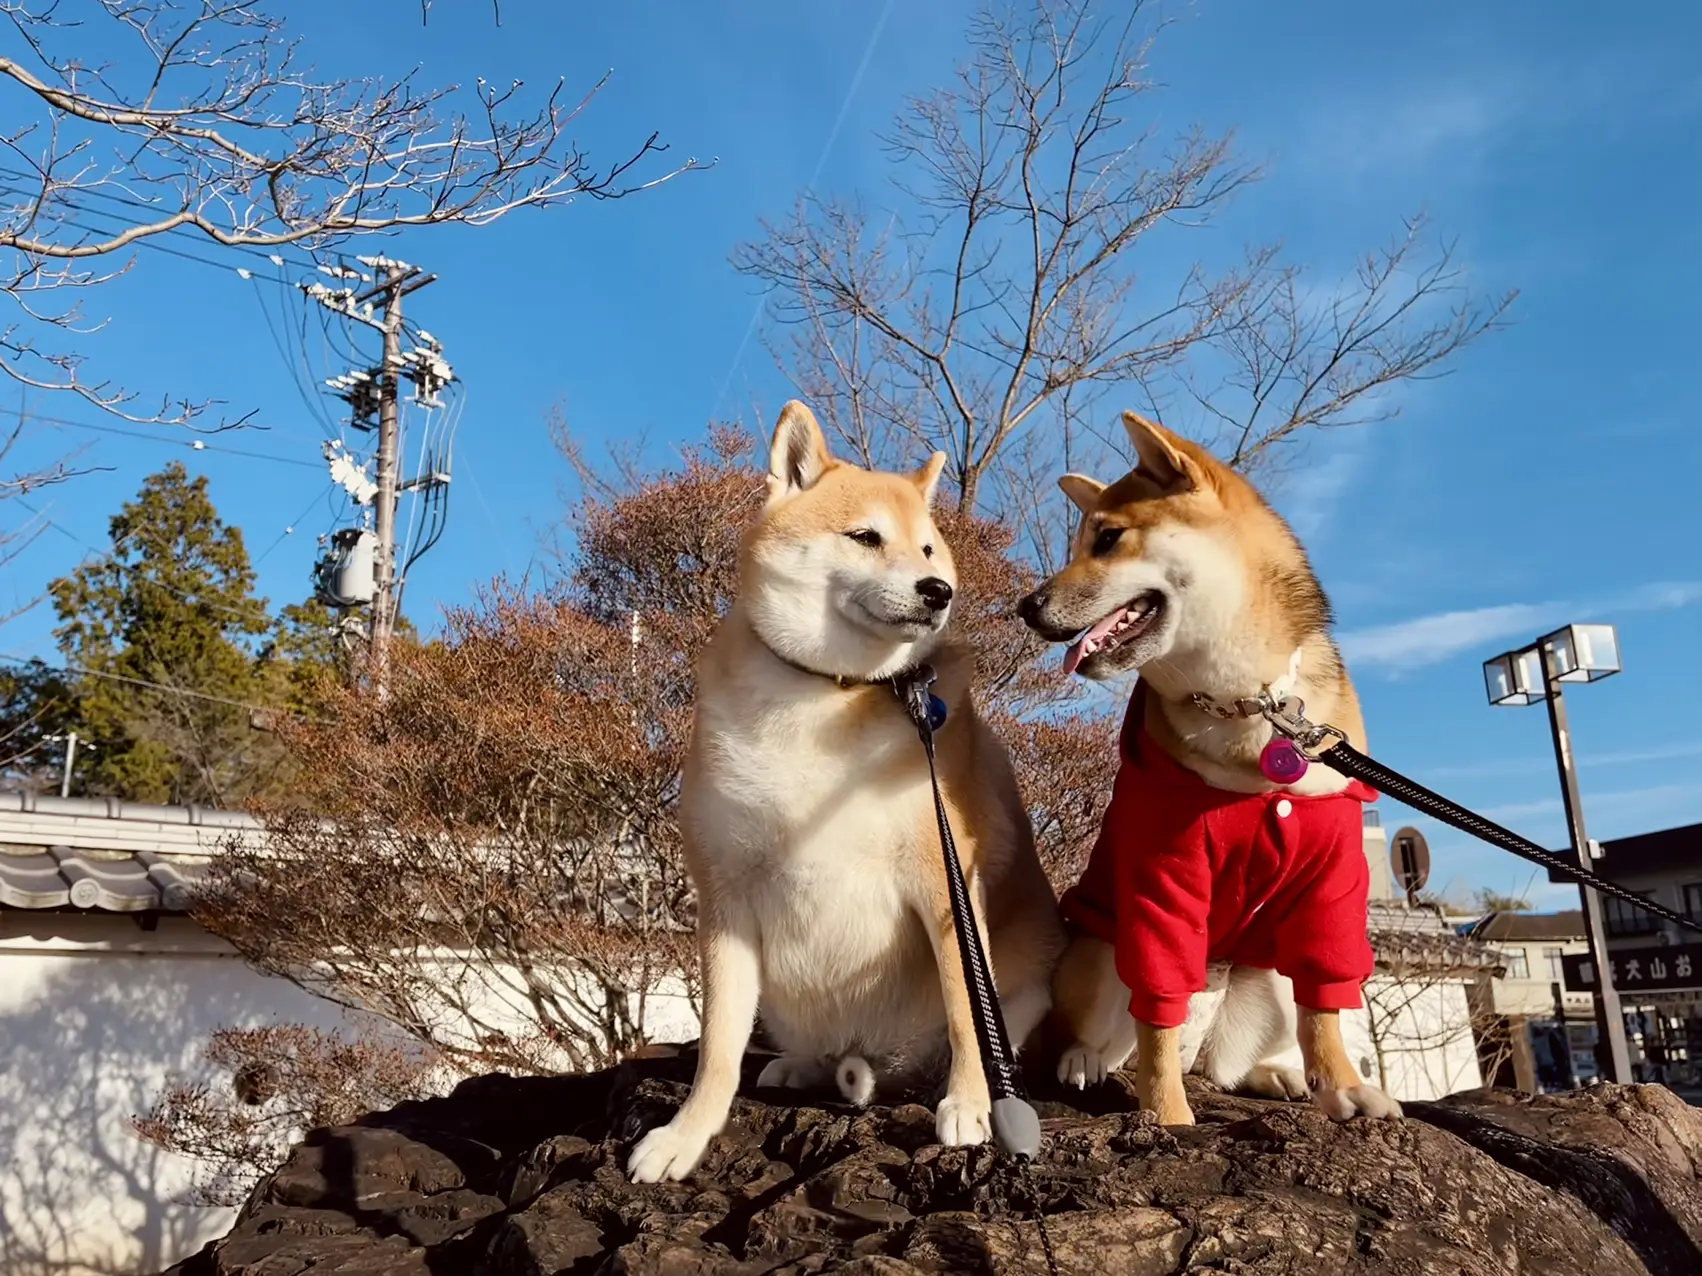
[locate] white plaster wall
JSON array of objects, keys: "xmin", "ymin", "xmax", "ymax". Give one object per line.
[
  {"xmin": 0, "ymin": 914, "xmax": 703, "ymax": 1276},
  {"xmin": 1343, "ymin": 976, "xmax": 1485, "ymax": 1101},
  {"xmin": 0, "ymin": 918, "xmax": 356, "ymax": 1276}
]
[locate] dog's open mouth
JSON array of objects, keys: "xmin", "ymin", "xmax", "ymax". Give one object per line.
[{"xmin": 1061, "ymin": 592, "xmax": 1165, "ymax": 676}]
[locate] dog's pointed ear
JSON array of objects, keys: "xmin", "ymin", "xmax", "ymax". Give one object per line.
[
  {"xmin": 768, "ymin": 400, "xmax": 833, "ymax": 497},
  {"xmin": 912, "ymin": 451, "xmax": 948, "ymax": 507},
  {"xmin": 1122, "ymin": 411, "xmax": 1196, "ymax": 492},
  {"xmin": 1058, "ymin": 473, "xmax": 1106, "ymax": 514}
]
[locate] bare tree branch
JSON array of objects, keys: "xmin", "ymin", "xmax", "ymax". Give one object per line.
[
  {"xmin": 735, "ymin": 0, "xmax": 1510, "ymax": 555},
  {"xmin": 0, "ymin": 0, "xmax": 706, "ymax": 426}
]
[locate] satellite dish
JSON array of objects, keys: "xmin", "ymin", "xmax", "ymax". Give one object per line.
[{"xmin": 1390, "ymin": 826, "xmax": 1431, "ymax": 900}]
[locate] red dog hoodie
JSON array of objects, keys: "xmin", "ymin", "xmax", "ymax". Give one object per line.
[{"xmin": 1059, "ymin": 681, "xmax": 1377, "ymax": 1029}]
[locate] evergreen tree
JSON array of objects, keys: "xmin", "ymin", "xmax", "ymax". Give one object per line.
[
  {"xmin": 48, "ymin": 462, "xmax": 286, "ymax": 805},
  {"xmin": 0, "ymin": 658, "xmax": 79, "ymax": 790},
  {"xmin": 260, "ymin": 598, "xmax": 347, "ymax": 716}
]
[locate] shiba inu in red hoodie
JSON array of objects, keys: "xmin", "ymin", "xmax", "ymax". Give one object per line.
[
  {"xmin": 1060, "ymin": 682, "xmax": 1378, "ymax": 1030},
  {"xmin": 1020, "ymin": 410, "xmax": 1400, "ymax": 1129}
]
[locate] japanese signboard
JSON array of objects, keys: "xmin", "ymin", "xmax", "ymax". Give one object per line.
[{"xmin": 1562, "ymin": 944, "xmax": 1702, "ymax": 995}]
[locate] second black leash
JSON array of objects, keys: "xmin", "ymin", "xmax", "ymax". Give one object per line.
[
  {"xmin": 894, "ymin": 663, "xmax": 1043, "ymax": 1154},
  {"xmin": 892, "ymin": 664, "xmax": 1060, "ymax": 1276}
]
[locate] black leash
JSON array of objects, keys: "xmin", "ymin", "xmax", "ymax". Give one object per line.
[
  {"xmin": 1257, "ymin": 695, "xmax": 1702, "ymax": 937},
  {"xmin": 1324, "ymin": 738, "xmax": 1702, "ymax": 936},
  {"xmin": 892, "ymin": 664, "xmax": 1059, "ymax": 1276}
]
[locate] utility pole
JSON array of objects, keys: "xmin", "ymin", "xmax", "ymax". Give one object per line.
[
  {"xmin": 306, "ymin": 256, "xmax": 449, "ymax": 696},
  {"xmin": 330, "ymin": 258, "xmax": 437, "ymax": 693},
  {"xmin": 58, "ymin": 731, "xmax": 78, "ymax": 798},
  {"xmin": 370, "ymin": 263, "xmax": 407, "ymax": 691},
  {"xmin": 364, "ymin": 260, "xmax": 432, "ymax": 692},
  {"xmin": 43, "ymin": 731, "xmax": 92, "ymax": 798}
]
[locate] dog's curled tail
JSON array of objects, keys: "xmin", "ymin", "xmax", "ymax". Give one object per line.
[{"xmin": 835, "ymin": 1054, "xmax": 875, "ymax": 1107}]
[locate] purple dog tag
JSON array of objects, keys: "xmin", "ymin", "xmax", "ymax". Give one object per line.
[{"xmin": 1260, "ymin": 736, "xmax": 1310, "ymax": 785}]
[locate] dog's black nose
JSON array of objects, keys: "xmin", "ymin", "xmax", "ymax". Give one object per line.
[
  {"xmin": 1017, "ymin": 588, "xmax": 1048, "ymax": 627},
  {"xmin": 915, "ymin": 577, "xmax": 954, "ymax": 611}
]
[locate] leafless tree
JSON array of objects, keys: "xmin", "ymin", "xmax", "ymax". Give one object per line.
[
  {"xmin": 734, "ymin": 0, "xmax": 1513, "ymax": 565},
  {"xmin": 193, "ymin": 589, "xmax": 707, "ymax": 1077},
  {"xmin": 0, "ymin": 0, "xmax": 703, "ymax": 428},
  {"xmin": 191, "ymin": 423, "xmax": 1115, "ymax": 1084},
  {"xmin": 133, "ymin": 1024, "xmax": 440, "ymax": 1206},
  {"xmin": 1362, "ymin": 911, "xmax": 1511, "ymax": 1097}
]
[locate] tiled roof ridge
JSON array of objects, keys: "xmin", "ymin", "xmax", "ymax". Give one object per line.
[{"xmin": 0, "ymin": 789, "xmax": 258, "ymax": 827}]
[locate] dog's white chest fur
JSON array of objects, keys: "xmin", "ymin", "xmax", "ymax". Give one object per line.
[{"xmin": 687, "ymin": 677, "xmax": 950, "ymax": 1065}]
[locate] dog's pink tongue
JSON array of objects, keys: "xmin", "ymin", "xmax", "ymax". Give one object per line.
[{"xmin": 1061, "ymin": 607, "xmax": 1128, "ymax": 676}]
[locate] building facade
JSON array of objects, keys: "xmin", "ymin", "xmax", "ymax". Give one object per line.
[
  {"xmin": 1549, "ymin": 820, "xmax": 1702, "ymax": 1093},
  {"xmin": 1463, "ymin": 910, "xmax": 1595, "ymax": 1091}
]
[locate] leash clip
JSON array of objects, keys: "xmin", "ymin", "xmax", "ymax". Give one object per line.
[
  {"xmin": 892, "ymin": 663, "xmax": 947, "ymax": 738},
  {"xmin": 1259, "ymin": 693, "xmax": 1345, "ymax": 761}
]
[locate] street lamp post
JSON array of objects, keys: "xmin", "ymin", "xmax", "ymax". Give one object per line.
[
  {"xmin": 41, "ymin": 731, "xmax": 91, "ymax": 800},
  {"xmin": 1484, "ymin": 623, "xmax": 1633, "ymax": 1084}
]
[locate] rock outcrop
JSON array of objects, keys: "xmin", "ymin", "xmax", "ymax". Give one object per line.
[{"xmin": 163, "ymin": 1048, "xmax": 1702, "ymax": 1275}]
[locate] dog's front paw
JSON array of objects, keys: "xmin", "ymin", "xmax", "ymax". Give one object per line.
[
  {"xmin": 1149, "ymin": 1091, "xmax": 1196, "ymax": 1126},
  {"xmin": 1242, "ymin": 1063, "xmax": 1308, "ymax": 1102},
  {"xmin": 757, "ymin": 1054, "xmax": 826, "ymax": 1091},
  {"xmin": 1310, "ymin": 1083, "xmax": 1403, "ymax": 1122},
  {"xmin": 1058, "ymin": 1042, "xmax": 1112, "ymax": 1089},
  {"xmin": 934, "ymin": 1091, "xmax": 993, "ymax": 1147},
  {"xmin": 1136, "ymin": 1077, "xmax": 1195, "ymax": 1126},
  {"xmin": 627, "ymin": 1118, "xmax": 713, "ymax": 1183}
]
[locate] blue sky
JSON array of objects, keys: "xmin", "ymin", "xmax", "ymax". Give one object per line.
[{"xmin": 4, "ymin": 0, "xmax": 1699, "ymax": 905}]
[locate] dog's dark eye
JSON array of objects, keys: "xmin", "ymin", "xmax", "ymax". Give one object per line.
[
  {"xmin": 1092, "ymin": 526, "xmax": 1124, "ymax": 556},
  {"xmin": 847, "ymin": 529, "xmax": 883, "ymax": 550},
  {"xmin": 922, "ymin": 544, "xmax": 934, "ymax": 559}
]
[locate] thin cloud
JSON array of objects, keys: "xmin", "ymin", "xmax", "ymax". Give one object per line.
[
  {"xmin": 1380, "ymin": 783, "xmax": 1702, "ymax": 907},
  {"xmin": 1424, "ymin": 738, "xmax": 1702, "ymax": 781},
  {"xmin": 1269, "ymin": 438, "xmax": 1366, "ymax": 542},
  {"xmin": 1339, "ymin": 602, "xmax": 1561, "ymax": 670},
  {"xmin": 1300, "ymin": 80, "xmax": 1518, "ymax": 183},
  {"xmin": 1340, "ymin": 581, "xmax": 1702, "ymax": 672},
  {"xmin": 1472, "ymin": 782, "xmax": 1699, "ymax": 840}
]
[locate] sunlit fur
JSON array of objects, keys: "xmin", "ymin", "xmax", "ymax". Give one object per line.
[
  {"xmin": 1024, "ymin": 411, "xmax": 1399, "ymax": 1127},
  {"xmin": 628, "ymin": 401, "xmax": 1065, "ymax": 1184}
]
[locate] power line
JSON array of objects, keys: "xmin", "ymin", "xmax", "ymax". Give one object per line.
[
  {"xmin": 3, "ymin": 404, "xmax": 321, "ymax": 467},
  {"xmin": 0, "ymin": 189, "xmax": 352, "ymax": 447},
  {"xmin": 255, "ymin": 483, "xmax": 339, "ymax": 566},
  {"xmin": 11, "ymin": 494, "xmax": 283, "ymax": 625},
  {"xmin": 0, "ymin": 169, "xmax": 327, "ymax": 275},
  {"xmin": 252, "ymin": 279, "xmax": 340, "ymax": 441},
  {"xmin": 0, "ymin": 190, "xmax": 299, "ymax": 286},
  {"xmin": 0, "ymin": 651, "xmax": 275, "ymax": 713}
]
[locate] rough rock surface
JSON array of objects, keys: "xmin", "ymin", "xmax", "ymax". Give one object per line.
[{"xmin": 162, "ymin": 1048, "xmax": 1702, "ymax": 1275}]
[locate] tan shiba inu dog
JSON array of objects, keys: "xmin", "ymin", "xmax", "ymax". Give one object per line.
[
  {"xmin": 628, "ymin": 401, "xmax": 1065, "ymax": 1184},
  {"xmin": 1018, "ymin": 411, "xmax": 1400, "ymax": 1129}
]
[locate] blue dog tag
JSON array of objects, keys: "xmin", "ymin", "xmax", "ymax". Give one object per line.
[{"xmin": 927, "ymin": 692, "xmax": 948, "ymax": 732}]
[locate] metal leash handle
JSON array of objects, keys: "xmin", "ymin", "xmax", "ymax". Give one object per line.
[
  {"xmin": 895, "ymin": 665, "xmax": 1042, "ymax": 1159},
  {"xmin": 1258, "ymin": 697, "xmax": 1702, "ymax": 937}
]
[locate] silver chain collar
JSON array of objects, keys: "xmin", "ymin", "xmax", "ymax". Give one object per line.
[{"xmin": 1189, "ymin": 687, "xmax": 1346, "ymax": 761}]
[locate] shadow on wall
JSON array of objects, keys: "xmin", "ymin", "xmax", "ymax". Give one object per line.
[{"xmin": 0, "ymin": 920, "xmax": 351, "ymax": 1276}]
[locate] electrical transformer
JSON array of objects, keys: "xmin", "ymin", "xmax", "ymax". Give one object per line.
[{"xmin": 313, "ymin": 527, "xmax": 377, "ymax": 607}]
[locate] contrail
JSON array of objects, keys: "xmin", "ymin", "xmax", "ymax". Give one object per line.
[{"xmin": 709, "ymin": 0, "xmax": 898, "ymax": 423}]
